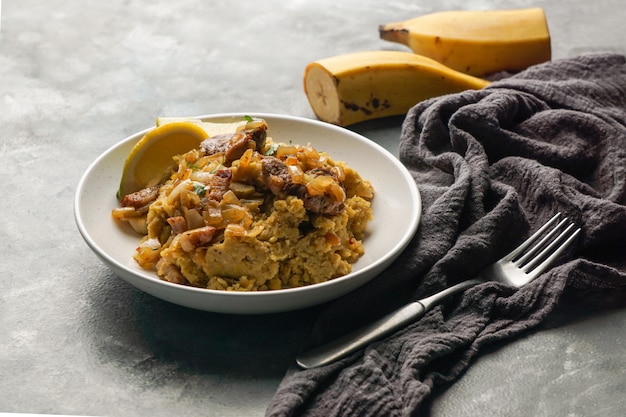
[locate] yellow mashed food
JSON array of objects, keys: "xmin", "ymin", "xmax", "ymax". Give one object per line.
[{"xmin": 112, "ymin": 118, "xmax": 374, "ymax": 291}]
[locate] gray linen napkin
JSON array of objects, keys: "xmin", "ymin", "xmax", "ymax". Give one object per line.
[{"xmin": 266, "ymin": 53, "xmax": 626, "ymax": 417}]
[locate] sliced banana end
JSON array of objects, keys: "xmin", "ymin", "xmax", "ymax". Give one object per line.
[{"xmin": 304, "ymin": 63, "xmax": 342, "ymax": 126}]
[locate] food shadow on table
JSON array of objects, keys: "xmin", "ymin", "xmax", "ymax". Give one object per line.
[
  {"xmin": 81, "ymin": 267, "xmax": 323, "ymax": 380},
  {"xmin": 347, "ymin": 115, "xmax": 406, "ymax": 157}
]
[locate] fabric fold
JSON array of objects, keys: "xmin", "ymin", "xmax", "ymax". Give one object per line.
[{"xmin": 266, "ymin": 54, "xmax": 626, "ymax": 417}]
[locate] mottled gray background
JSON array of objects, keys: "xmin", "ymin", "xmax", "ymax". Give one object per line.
[{"xmin": 1, "ymin": 0, "xmax": 624, "ymax": 416}]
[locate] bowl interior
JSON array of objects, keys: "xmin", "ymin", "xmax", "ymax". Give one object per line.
[{"xmin": 75, "ymin": 113, "xmax": 421, "ymax": 314}]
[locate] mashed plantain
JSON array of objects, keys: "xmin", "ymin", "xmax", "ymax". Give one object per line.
[{"xmin": 112, "ymin": 118, "xmax": 374, "ymax": 291}]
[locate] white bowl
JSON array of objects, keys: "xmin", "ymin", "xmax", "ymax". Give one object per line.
[{"xmin": 74, "ymin": 113, "xmax": 421, "ymax": 314}]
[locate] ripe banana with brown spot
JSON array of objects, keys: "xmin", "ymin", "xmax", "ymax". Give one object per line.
[
  {"xmin": 379, "ymin": 8, "xmax": 551, "ymax": 77},
  {"xmin": 303, "ymin": 50, "xmax": 491, "ymax": 126}
]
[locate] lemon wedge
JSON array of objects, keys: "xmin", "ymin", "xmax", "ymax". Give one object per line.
[
  {"xmin": 117, "ymin": 122, "xmax": 210, "ymax": 200},
  {"xmin": 156, "ymin": 117, "xmax": 249, "ymax": 135},
  {"xmin": 117, "ymin": 118, "xmax": 254, "ymax": 200}
]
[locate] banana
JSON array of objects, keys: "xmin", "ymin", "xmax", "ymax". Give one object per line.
[
  {"xmin": 303, "ymin": 50, "xmax": 491, "ymax": 126},
  {"xmin": 379, "ymin": 8, "xmax": 551, "ymax": 76}
]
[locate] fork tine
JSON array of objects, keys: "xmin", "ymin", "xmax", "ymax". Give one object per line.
[
  {"xmin": 501, "ymin": 212, "xmax": 561, "ymax": 262},
  {"xmin": 516, "ymin": 217, "xmax": 570, "ymax": 266},
  {"xmin": 522, "ymin": 224, "xmax": 581, "ymax": 280}
]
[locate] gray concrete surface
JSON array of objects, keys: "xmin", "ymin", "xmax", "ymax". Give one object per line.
[{"xmin": 1, "ymin": 0, "xmax": 625, "ymax": 416}]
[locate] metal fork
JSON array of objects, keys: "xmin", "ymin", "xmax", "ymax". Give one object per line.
[{"xmin": 297, "ymin": 212, "xmax": 581, "ymax": 369}]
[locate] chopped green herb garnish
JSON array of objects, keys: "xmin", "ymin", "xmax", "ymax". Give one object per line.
[
  {"xmin": 209, "ymin": 163, "xmax": 223, "ymax": 174},
  {"xmin": 186, "ymin": 161, "xmax": 200, "ymax": 170},
  {"xmin": 264, "ymin": 143, "xmax": 279, "ymax": 156},
  {"xmin": 193, "ymin": 182, "xmax": 207, "ymax": 197},
  {"xmin": 242, "ymin": 115, "xmax": 254, "ymax": 122}
]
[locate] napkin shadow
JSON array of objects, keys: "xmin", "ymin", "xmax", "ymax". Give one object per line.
[{"xmin": 417, "ymin": 286, "xmax": 626, "ymax": 417}]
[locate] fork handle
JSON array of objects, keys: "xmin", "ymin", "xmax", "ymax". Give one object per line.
[{"xmin": 296, "ymin": 279, "xmax": 482, "ymax": 369}]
